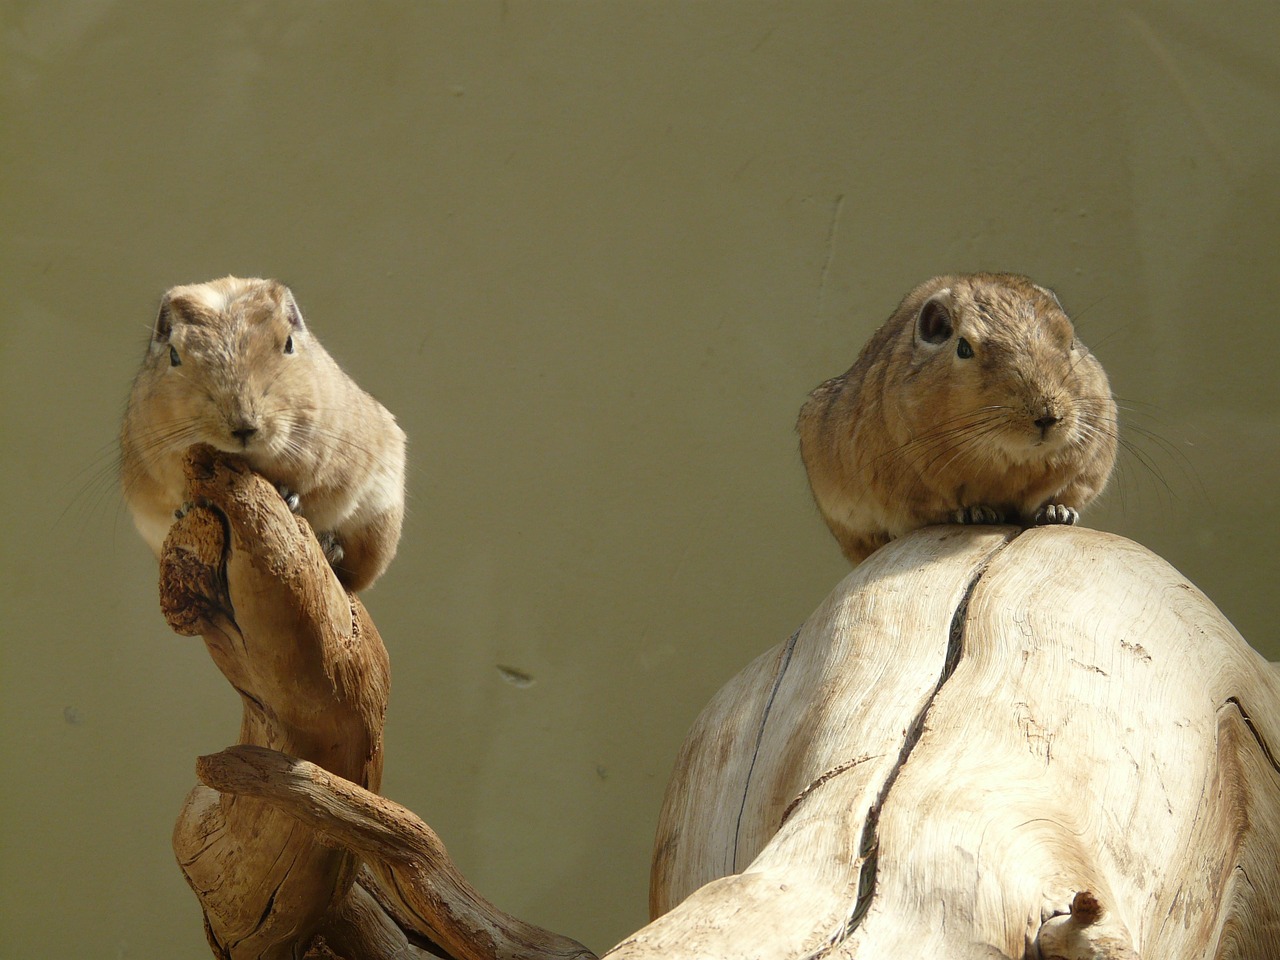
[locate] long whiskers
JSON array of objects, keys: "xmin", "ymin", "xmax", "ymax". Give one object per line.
[
  {"xmin": 271, "ymin": 409, "xmax": 403, "ymax": 472},
  {"xmin": 874, "ymin": 407, "xmax": 1012, "ymax": 474}
]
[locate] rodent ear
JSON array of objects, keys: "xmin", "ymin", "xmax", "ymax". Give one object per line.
[
  {"xmin": 282, "ymin": 288, "xmax": 307, "ymax": 332},
  {"xmin": 152, "ymin": 295, "xmax": 174, "ymax": 344},
  {"xmin": 916, "ymin": 293, "xmax": 953, "ymax": 345},
  {"xmin": 1034, "ymin": 283, "xmax": 1066, "ymax": 312}
]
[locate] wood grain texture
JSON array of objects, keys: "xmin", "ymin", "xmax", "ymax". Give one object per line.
[
  {"xmin": 640, "ymin": 525, "xmax": 1016, "ymax": 957},
  {"xmin": 157, "ymin": 446, "xmax": 1279, "ymax": 958},
  {"xmin": 164, "ymin": 446, "xmax": 388, "ymax": 959},
  {"xmin": 197, "ymin": 745, "xmax": 595, "ymax": 960},
  {"xmin": 634, "ymin": 524, "xmax": 1280, "ymax": 960},
  {"xmin": 160, "ymin": 446, "xmax": 594, "ymax": 960}
]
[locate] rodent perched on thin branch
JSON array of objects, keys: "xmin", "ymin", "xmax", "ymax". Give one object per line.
[
  {"xmin": 798, "ymin": 273, "xmax": 1117, "ymax": 565},
  {"xmin": 120, "ymin": 276, "xmax": 406, "ymax": 591}
]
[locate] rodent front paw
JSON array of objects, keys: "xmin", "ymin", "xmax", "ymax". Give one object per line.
[
  {"xmin": 954, "ymin": 505, "xmax": 1005, "ymax": 525},
  {"xmin": 317, "ymin": 531, "xmax": 345, "ymax": 566},
  {"xmin": 1035, "ymin": 503, "xmax": 1079, "ymax": 526},
  {"xmin": 275, "ymin": 484, "xmax": 302, "ymax": 513}
]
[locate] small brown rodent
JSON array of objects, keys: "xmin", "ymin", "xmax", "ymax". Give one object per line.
[
  {"xmin": 121, "ymin": 276, "xmax": 407, "ymax": 591},
  {"xmin": 797, "ymin": 272, "xmax": 1117, "ymax": 565}
]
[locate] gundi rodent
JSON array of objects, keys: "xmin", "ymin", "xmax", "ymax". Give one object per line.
[
  {"xmin": 798, "ymin": 272, "xmax": 1117, "ymax": 565},
  {"xmin": 122, "ymin": 271, "xmax": 1115, "ymax": 586},
  {"xmin": 121, "ymin": 276, "xmax": 406, "ymax": 592}
]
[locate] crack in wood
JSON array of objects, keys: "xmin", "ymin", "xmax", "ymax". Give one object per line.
[
  {"xmin": 832, "ymin": 552, "xmax": 1000, "ymax": 947},
  {"xmin": 1223, "ymin": 696, "xmax": 1280, "ymax": 775},
  {"xmin": 779, "ymin": 754, "xmax": 877, "ymax": 828},
  {"xmin": 732, "ymin": 628, "xmax": 802, "ymax": 870},
  {"xmin": 643, "ymin": 526, "xmax": 1280, "ymax": 958}
]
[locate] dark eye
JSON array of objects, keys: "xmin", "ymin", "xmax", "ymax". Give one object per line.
[
  {"xmin": 169, "ymin": 345, "xmax": 181, "ymax": 367},
  {"xmin": 284, "ymin": 335, "xmax": 294, "ymax": 354},
  {"xmin": 956, "ymin": 337, "xmax": 974, "ymax": 359}
]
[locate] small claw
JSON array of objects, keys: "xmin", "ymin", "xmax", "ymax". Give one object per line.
[
  {"xmin": 173, "ymin": 497, "xmax": 210, "ymax": 520},
  {"xmin": 1035, "ymin": 503, "xmax": 1079, "ymax": 526},
  {"xmin": 276, "ymin": 484, "xmax": 302, "ymax": 513},
  {"xmin": 954, "ymin": 505, "xmax": 1005, "ymax": 525},
  {"xmin": 317, "ymin": 531, "xmax": 345, "ymax": 566}
]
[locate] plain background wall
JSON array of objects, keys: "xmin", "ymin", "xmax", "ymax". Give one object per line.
[{"xmin": 3, "ymin": 2, "xmax": 1278, "ymax": 955}]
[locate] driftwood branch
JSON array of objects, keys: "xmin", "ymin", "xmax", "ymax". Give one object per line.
[
  {"xmin": 197, "ymin": 745, "xmax": 594, "ymax": 960},
  {"xmin": 158, "ymin": 445, "xmax": 1280, "ymax": 958},
  {"xmin": 160, "ymin": 446, "xmax": 594, "ymax": 960}
]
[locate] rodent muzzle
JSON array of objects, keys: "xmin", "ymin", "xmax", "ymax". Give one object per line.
[
  {"xmin": 1034, "ymin": 403, "xmax": 1062, "ymax": 441},
  {"xmin": 230, "ymin": 424, "xmax": 259, "ymax": 446},
  {"xmin": 221, "ymin": 399, "xmax": 264, "ymax": 450}
]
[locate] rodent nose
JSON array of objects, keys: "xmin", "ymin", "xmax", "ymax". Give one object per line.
[
  {"xmin": 231, "ymin": 425, "xmax": 259, "ymax": 445},
  {"xmin": 1034, "ymin": 413, "xmax": 1061, "ymax": 433}
]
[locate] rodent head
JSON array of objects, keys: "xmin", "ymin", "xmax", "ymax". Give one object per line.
[
  {"xmin": 130, "ymin": 276, "xmax": 323, "ymax": 468},
  {"xmin": 897, "ymin": 273, "xmax": 1110, "ymax": 465}
]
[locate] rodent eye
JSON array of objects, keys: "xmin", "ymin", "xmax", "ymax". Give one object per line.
[
  {"xmin": 284, "ymin": 335, "xmax": 295, "ymax": 354},
  {"xmin": 956, "ymin": 337, "xmax": 974, "ymax": 359},
  {"xmin": 169, "ymin": 345, "xmax": 181, "ymax": 367}
]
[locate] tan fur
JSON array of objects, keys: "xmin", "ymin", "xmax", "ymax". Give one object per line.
[
  {"xmin": 797, "ymin": 273, "xmax": 1117, "ymax": 565},
  {"xmin": 121, "ymin": 276, "xmax": 407, "ymax": 591}
]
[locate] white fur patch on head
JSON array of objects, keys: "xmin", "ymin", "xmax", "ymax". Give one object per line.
[
  {"xmin": 190, "ymin": 282, "xmax": 230, "ymax": 313},
  {"xmin": 171, "ymin": 276, "xmax": 268, "ymax": 316}
]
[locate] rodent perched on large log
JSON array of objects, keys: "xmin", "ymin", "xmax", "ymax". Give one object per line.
[
  {"xmin": 797, "ymin": 272, "xmax": 1118, "ymax": 565},
  {"xmin": 120, "ymin": 276, "xmax": 407, "ymax": 591}
]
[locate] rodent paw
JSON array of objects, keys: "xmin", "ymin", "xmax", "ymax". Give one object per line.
[
  {"xmin": 317, "ymin": 531, "xmax": 345, "ymax": 566},
  {"xmin": 1035, "ymin": 503, "xmax": 1079, "ymax": 526},
  {"xmin": 275, "ymin": 484, "xmax": 302, "ymax": 513},
  {"xmin": 954, "ymin": 505, "xmax": 1005, "ymax": 525}
]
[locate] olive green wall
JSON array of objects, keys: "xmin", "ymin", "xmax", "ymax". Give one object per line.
[{"xmin": 3, "ymin": 2, "xmax": 1277, "ymax": 956}]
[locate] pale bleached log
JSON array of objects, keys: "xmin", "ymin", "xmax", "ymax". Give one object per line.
[
  {"xmin": 640, "ymin": 527, "xmax": 1017, "ymax": 956},
  {"xmin": 626, "ymin": 525, "xmax": 1280, "ymax": 960},
  {"xmin": 160, "ymin": 446, "xmax": 594, "ymax": 960},
  {"xmin": 159, "ymin": 446, "xmax": 1279, "ymax": 958}
]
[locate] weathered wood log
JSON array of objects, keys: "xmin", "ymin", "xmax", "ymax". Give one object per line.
[
  {"xmin": 196, "ymin": 745, "xmax": 595, "ymax": 960},
  {"xmin": 160, "ymin": 444, "xmax": 1279, "ymax": 958},
  {"xmin": 624, "ymin": 525, "xmax": 1280, "ymax": 959},
  {"xmin": 160, "ymin": 446, "xmax": 594, "ymax": 960}
]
